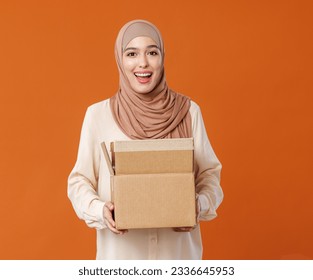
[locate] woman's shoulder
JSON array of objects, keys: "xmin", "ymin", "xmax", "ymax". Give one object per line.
[
  {"xmin": 86, "ymin": 98, "xmax": 111, "ymax": 116},
  {"xmin": 189, "ymin": 99, "xmax": 201, "ymax": 115}
]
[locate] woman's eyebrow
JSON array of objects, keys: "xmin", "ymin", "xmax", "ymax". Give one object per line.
[
  {"xmin": 146, "ymin": 44, "xmax": 159, "ymax": 49},
  {"xmin": 124, "ymin": 47, "xmax": 137, "ymax": 52},
  {"xmin": 124, "ymin": 45, "xmax": 159, "ymax": 52}
]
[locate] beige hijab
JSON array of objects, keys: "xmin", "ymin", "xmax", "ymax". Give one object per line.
[{"xmin": 110, "ymin": 19, "xmax": 191, "ymax": 139}]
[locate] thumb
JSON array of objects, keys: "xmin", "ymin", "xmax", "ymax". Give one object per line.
[{"xmin": 105, "ymin": 201, "xmax": 114, "ymax": 211}]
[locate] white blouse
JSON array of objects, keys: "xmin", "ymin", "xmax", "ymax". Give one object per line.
[{"xmin": 68, "ymin": 98, "xmax": 223, "ymax": 259}]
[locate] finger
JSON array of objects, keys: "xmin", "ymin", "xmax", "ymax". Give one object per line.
[
  {"xmin": 196, "ymin": 198, "xmax": 201, "ymax": 223},
  {"xmin": 107, "ymin": 222, "xmax": 128, "ymax": 234},
  {"xmin": 105, "ymin": 219, "xmax": 125, "ymax": 234},
  {"xmin": 173, "ymin": 227, "xmax": 194, "ymax": 232},
  {"xmin": 105, "ymin": 211, "xmax": 116, "ymax": 227},
  {"xmin": 103, "ymin": 213, "xmax": 127, "ymax": 234},
  {"xmin": 174, "ymin": 226, "xmax": 196, "ymax": 232},
  {"xmin": 103, "ymin": 205, "xmax": 116, "ymax": 227},
  {"xmin": 104, "ymin": 201, "xmax": 114, "ymax": 211},
  {"xmin": 103, "ymin": 204, "xmax": 128, "ymax": 234},
  {"xmin": 173, "ymin": 227, "xmax": 186, "ymax": 232}
]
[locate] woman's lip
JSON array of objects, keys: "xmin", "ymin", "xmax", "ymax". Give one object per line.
[
  {"xmin": 134, "ymin": 72, "xmax": 153, "ymax": 84},
  {"xmin": 135, "ymin": 75, "xmax": 152, "ymax": 84}
]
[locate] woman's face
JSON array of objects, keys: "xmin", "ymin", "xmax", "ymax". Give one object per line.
[{"xmin": 122, "ymin": 36, "xmax": 162, "ymax": 94}]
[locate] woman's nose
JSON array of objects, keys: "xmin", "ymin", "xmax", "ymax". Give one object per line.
[{"xmin": 138, "ymin": 55, "xmax": 148, "ymax": 68}]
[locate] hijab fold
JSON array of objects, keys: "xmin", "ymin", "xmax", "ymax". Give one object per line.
[{"xmin": 110, "ymin": 19, "xmax": 192, "ymax": 139}]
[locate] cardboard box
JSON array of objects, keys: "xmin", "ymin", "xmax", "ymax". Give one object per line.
[
  {"xmin": 101, "ymin": 138, "xmax": 196, "ymax": 230},
  {"xmin": 111, "ymin": 138, "xmax": 194, "ymax": 174}
]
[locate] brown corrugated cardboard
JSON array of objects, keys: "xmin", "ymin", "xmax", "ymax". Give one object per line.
[
  {"xmin": 101, "ymin": 138, "xmax": 196, "ymax": 230},
  {"xmin": 113, "ymin": 150, "xmax": 193, "ymax": 175},
  {"xmin": 113, "ymin": 173, "xmax": 195, "ymax": 229},
  {"xmin": 111, "ymin": 138, "xmax": 194, "ymax": 175}
]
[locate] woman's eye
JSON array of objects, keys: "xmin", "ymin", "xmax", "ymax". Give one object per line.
[
  {"xmin": 149, "ymin": 51, "xmax": 158, "ymax": 56},
  {"xmin": 126, "ymin": 52, "xmax": 136, "ymax": 57}
]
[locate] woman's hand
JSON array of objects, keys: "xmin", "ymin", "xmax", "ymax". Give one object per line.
[
  {"xmin": 173, "ymin": 226, "xmax": 196, "ymax": 232},
  {"xmin": 103, "ymin": 201, "xmax": 128, "ymax": 234}
]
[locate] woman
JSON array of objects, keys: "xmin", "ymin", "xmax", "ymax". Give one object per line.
[{"xmin": 68, "ymin": 19, "xmax": 223, "ymax": 259}]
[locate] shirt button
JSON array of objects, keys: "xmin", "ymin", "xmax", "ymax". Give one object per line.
[{"xmin": 151, "ymin": 237, "xmax": 156, "ymax": 243}]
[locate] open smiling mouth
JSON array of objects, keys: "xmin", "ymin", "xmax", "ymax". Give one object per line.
[{"xmin": 134, "ymin": 72, "xmax": 152, "ymax": 83}]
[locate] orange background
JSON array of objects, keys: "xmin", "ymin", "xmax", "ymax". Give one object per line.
[{"xmin": 0, "ymin": 0, "xmax": 312, "ymax": 259}]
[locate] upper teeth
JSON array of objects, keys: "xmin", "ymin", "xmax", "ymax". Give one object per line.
[{"xmin": 135, "ymin": 73, "xmax": 151, "ymax": 77}]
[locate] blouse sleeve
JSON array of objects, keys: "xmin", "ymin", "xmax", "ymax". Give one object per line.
[
  {"xmin": 192, "ymin": 102, "xmax": 224, "ymax": 221},
  {"xmin": 67, "ymin": 107, "xmax": 106, "ymax": 230}
]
